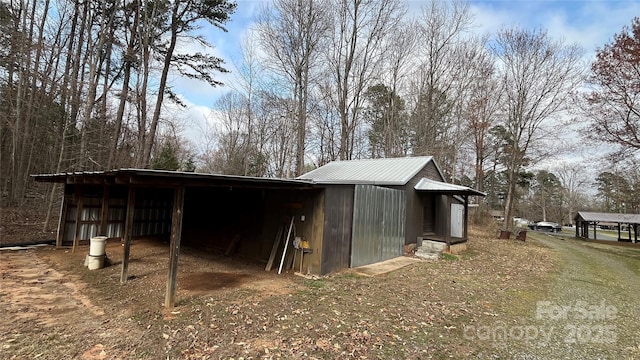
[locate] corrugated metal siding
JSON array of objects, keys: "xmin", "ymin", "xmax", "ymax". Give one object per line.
[
  {"xmin": 63, "ymin": 187, "xmax": 172, "ymax": 243},
  {"xmin": 351, "ymin": 185, "xmax": 405, "ymax": 267},
  {"xmin": 321, "ymin": 186, "xmax": 353, "ymax": 274}
]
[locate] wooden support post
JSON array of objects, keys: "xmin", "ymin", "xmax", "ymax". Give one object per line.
[
  {"xmin": 120, "ymin": 186, "xmax": 136, "ymax": 283},
  {"xmin": 100, "ymin": 185, "xmax": 110, "ymax": 236},
  {"xmin": 165, "ymin": 185, "xmax": 185, "ymax": 308},
  {"xmin": 463, "ymin": 195, "xmax": 469, "ymax": 240},
  {"xmin": 56, "ymin": 190, "xmax": 69, "ymax": 248},
  {"xmin": 593, "ymin": 222, "xmax": 597, "ymax": 241},
  {"xmin": 445, "ymin": 196, "xmax": 452, "ymax": 245},
  {"xmin": 72, "ymin": 187, "xmax": 84, "ymax": 253}
]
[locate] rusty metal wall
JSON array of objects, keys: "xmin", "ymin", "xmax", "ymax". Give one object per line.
[{"xmin": 351, "ymin": 185, "xmax": 405, "ymax": 268}]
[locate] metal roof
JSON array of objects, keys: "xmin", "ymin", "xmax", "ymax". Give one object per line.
[
  {"xmin": 31, "ymin": 168, "xmax": 315, "ymax": 188},
  {"xmin": 575, "ymin": 211, "xmax": 640, "ymax": 224},
  {"xmin": 297, "ymin": 156, "xmax": 435, "ymax": 185},
  {"xmin": 414, "ymin": 178, "xmax": 486, "ymax": 196}
]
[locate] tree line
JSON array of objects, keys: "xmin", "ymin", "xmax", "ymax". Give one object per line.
[
  {"xmin": 0, "ymin": 0, "xmax": 236, "ymax": 207},
  {"xmin": 204, "ymin": 1, "xmax": 639, "ymax": 225},
  {"xmin": 1, "ymin": 1, "xmax": 639, "ymax": 227}
]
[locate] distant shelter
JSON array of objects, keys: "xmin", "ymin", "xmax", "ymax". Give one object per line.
[{"xmin": 574, "ymin": 211, "xmax": 640, "ymax": 243}]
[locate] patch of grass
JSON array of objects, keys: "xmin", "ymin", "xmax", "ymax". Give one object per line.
[
  {"xmin": 304, "ymin": 279, "xmax": 326, "ymax": 289},
  {"xmin": 442, "ymin": 253, "xmax": 459, "ymax": 261}
]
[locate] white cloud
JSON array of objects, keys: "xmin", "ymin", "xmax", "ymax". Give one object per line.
[
  {"xmin": 168, "ymin": 0, "xmax": 640, "ymax": 167},
  {"xmin": 471, "ymin": 0, "xmax": 640, "ymax": 61}
]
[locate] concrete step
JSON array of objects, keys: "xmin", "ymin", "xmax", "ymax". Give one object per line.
[
  {"xmin": 415, "ymin": 248, "xmax": 441, "ymax": 260},
  {"xmin": 421, "ymin": 240, "xmax": 447, "ymax": 252}
]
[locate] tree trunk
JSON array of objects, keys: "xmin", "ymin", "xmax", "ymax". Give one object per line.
[
  {"xmin": 108, "ymin": 1, "xmax": 138, "ymax": 169},
  {"xmin": 141, "ymin": 2, "xmax": 180, "ymax": 168}
]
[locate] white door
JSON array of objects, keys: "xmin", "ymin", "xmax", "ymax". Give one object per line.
[{"xmin": 451, "ymin": 204, "xmax": 464, "ymax": 238}]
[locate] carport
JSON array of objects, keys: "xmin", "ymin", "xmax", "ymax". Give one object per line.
[
  {"xmin": 32, "ymin": 169, "xmax": 318, "ymax": 307},
  {"xmin": 574, "ymin": 211, "xmax": 640, "ymax": 243}
]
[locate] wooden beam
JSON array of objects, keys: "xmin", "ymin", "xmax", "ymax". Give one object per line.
[
  {"xmin": 265, "ymin": 225, "xmax": 284, "ymax": 271},
  {"xmin": 165, "ymin": 185, "xmax": 185, "ymax": 308},
  {"xmin": 463, "ymin": 195, "xmax": 469, "ymax": 240},
  {"xmin": 120, "ymin": 186, "xmax": 136, "ymax": 283},
  {"xmin": 445, "ymin": 196, "xmax": 452, "ymax": 245},
  {"xmin": 72, "ymin": 187, "xmax": 84, "ymax": 253},
  {"xmin": 99, "ymin": 185, "xmax": 110, "ymax": 236},
  {"xmin": 56, "ymin": 190, "xmax": 69, "ymax": 248}
]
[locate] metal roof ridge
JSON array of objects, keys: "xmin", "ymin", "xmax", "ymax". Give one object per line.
[{"xmin": 32, "ymin": 168, "xmax": 316, "ymax": 185}]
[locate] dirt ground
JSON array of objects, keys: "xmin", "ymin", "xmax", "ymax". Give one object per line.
[
  {"xmin": 0, "ymin": 208, "xmax": 567, "ymax": 360},
  {"xmin": 1, "ymin": 237, "xmax": 303, "ymax": 359},
  {"xmin": 0, "ymin": 206, "xmax": 56, "ymax": 246}
]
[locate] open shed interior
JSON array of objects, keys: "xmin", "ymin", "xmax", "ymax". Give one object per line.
[
  {"xmin": 60, "ymin": 184, "xmax": 320, "ymax": 269},
  {"xmin": 181, "ymin": 186, "xmax": 319, "ymax": 263}
]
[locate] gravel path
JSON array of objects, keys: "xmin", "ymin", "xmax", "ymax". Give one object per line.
[{"xmin": 509, "ymin": 236, "xmax": 640, "ymax": 359}]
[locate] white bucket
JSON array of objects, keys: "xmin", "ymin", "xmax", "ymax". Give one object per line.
[
  {"xmin": 87, "ymin": 255, "xmax": 105, "ymax": 270},
  {"xmin": 89, "ymin": 236, "xmax": 108, "ymax": 256}
]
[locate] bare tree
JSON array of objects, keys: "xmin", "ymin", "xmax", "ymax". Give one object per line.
[
  {"xmin": 255, "ymin": 0, "xmax": 330, "ymax": 175},
  {"xmin": 491, "ymin": 28, "xmax": 584, "ymax": 230},
  {"xmin": 555, "ymin": 163, "xmax": 590, "ymax": 225},
  {"xmin": 409, "ymin": 0, "xmax": 473, "ymax": 171},
  {"xmin": 364, "ymin": 20, "xmax": 417, "ymax": 158},
  {"xmin": 204, "ymin": 92, "xmax": 250, "ymax": 175},
  {"xmin": 108, "ymin": 0, "xmax": 140, "ymax": 169},
  {"xmin": 462, "ymin": 37, "xmax": 503, "ymax": 192},
  {"xmin": 324, "ymin": 0, "xmax": 404, "ymax": 160}
]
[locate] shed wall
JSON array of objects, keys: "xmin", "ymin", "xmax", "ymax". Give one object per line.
[
  {"xmin": 351, "ymin": 185, "xmax": 405, "ymax": 267},
  {"xmin": 321, "ymin": 186, "xmax": 354, "ymax": 275},
  {"xmin": 307, "ymin": 191, "xmax": 325, "ymax": 275}
]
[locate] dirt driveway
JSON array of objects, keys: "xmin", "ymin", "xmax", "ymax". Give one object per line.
[
  {"xmin": 1, "ymin": 239, "xmax": 298, "ymax": 359},
  {"xmin": 0, "ymin": 248, "xmax": 116, "ymax": 359},
  {"xmin": 503, "ymin": 235, "xmax": 640, "ymax": 358}
]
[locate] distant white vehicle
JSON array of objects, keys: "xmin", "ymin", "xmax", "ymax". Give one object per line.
[{"xmin": 529, "ymin": 221, "xmax": 562, "ymax": 233}]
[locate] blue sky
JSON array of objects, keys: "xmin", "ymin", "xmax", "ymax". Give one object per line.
[
  {"xmin": 179, "ymin": 0, "xmax": 640, "ymax": 106},
  {"xmin": 173, "ymin": 0, "xmax": 640, "ymax": 157}
]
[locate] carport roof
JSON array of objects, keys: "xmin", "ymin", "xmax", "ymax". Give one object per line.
[
  {"xmin": 414, "ymin": 178, "xmax": 486, "ymax": 196},
  {"xmin": 31, "ymin": 168, "xmax": 315, "ymax": 188},
  {"xmin": 575, "ymin": 211, "xmax": 640, "ymax": 224},
  {"xmin": 297, "ymin": 156, "xmax": 437, "ymax": 185}
]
